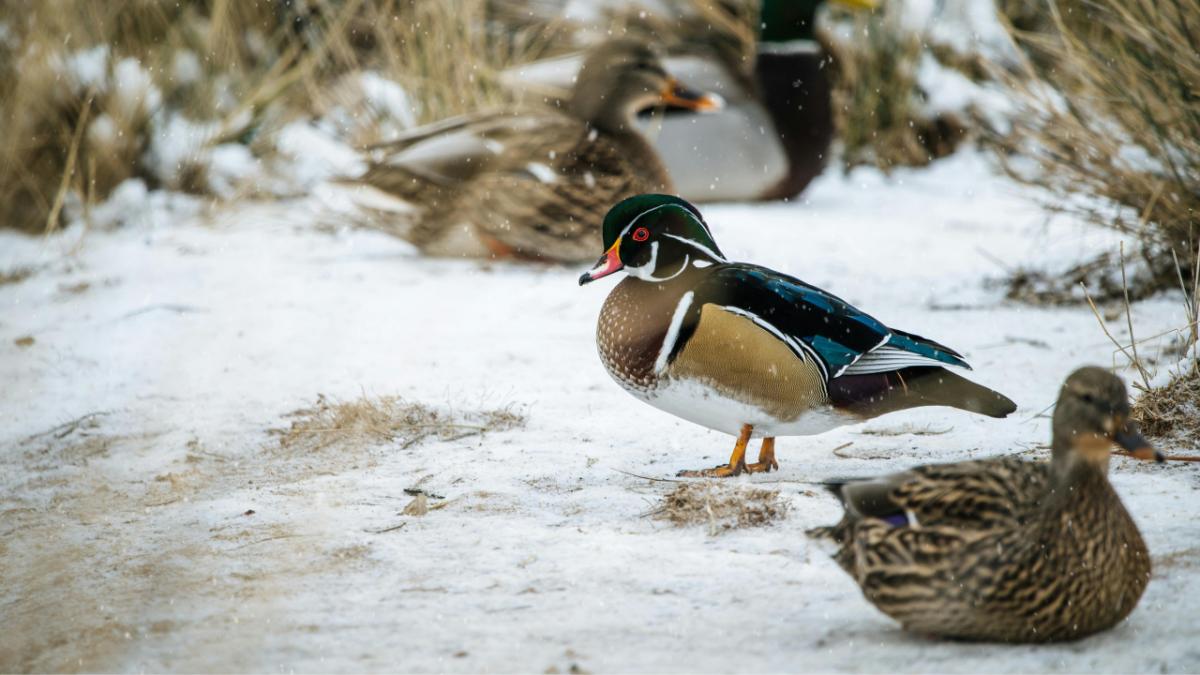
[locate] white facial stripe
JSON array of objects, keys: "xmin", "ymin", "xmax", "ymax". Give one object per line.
[
  {"xmin": 619, "ymin": 203, "xmax": 716, "ymax": 244},
  {"xmin": 618, "ymin": 203, "xmax": 676, "ymax": 241},
  {"xmin": 663, "ymin": 233, "xmax": 727, "ymax": 262},
  {"xmin": 655, "ymin": 291, "xmax": 695, "ymax": 374},
  {"xmin": 627, "ymin": 243, "xmax": 691, "ymax": 282}
]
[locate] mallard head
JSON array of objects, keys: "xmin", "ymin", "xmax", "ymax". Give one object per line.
[
  {"xmin": 1051, "ymin": 367, "xmax": 1162, "ymax": 467},
  {"xmin": 570, "ymin": 39, "xmax": 723, "ymax": 131},
  {"xmin": 579, "ymin": 194, "xmax": 726, "ymax": 285}
]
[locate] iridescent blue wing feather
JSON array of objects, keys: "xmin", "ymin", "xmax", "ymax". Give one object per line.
[{"xmin": 674, "ymin": 264, "xmax": 969, "ymax": 379}]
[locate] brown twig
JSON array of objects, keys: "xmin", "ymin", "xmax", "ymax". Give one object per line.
[
  {"xmin": 44, "ymin": 91, "xmax": 94, "ymax": 235},
  {"xmin": 1119, "ymin": 243, "xmax": 1152, "ymax": 389},
  {"xmin": 831, "ymin": 442, "xmax": 855, "ymax": 458},
  {"xmin": 1082, "ymin": 283, "xmax": 1145, "ymax": 378},
  {"xmin": 613, "ymin": 468, "xmax": 684, "ymax": 483},
  {"xmin": 366, "ymin": 522, "xmax": 408, "ymax": 534}
]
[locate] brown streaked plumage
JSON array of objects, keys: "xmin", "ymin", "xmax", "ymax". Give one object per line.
[
  {"xmin": 809, "ymin": 367, "xmax": 1161, "ymax": 643},
  {"xmin": 343, "ymin": 39, "xmax": 720, "ymax": 262}
]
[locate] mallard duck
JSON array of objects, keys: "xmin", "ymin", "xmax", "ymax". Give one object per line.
[
  {"xmin": 809, "ymin": 366, "xmax": 1162, "ymax": 643},
  {"xmin": 501, "ymin": 0, "xmax": 878, "ymax": 203},
  {"xmin": 340, "ymin": 39, "xmax": 721, "ymax": 262},
  {"xmin": 578, "ymin": 194, "xmax": 1016, "ymax": 477}
]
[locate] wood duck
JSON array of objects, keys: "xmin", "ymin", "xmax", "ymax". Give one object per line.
[
  {"xmin": 579, "ymin": 194, "xmax": 1016, "ymax": 477},
  {"xmin": 501, "ymin": 0, "xmax": 878, "ymax": 203},
  {"xmin": 340, "ymin": 39, "xmax": 721, "ymax": 263},
  {"xmin": 809, "ymin": 367, "xmax": 1161, "ymax": 643}
]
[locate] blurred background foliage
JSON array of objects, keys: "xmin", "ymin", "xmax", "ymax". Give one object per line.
[{"xmin": 0, "ymin": 0, "xmax": 1195, "ymax": 300}]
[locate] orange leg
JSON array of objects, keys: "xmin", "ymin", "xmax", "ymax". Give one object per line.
[
  {"xmin": 678, "ymin": 424, "xmax": 752, "ymax": 478},
  {"xmin": 744, "ymin": 436, "xmax": 778, "ymax": 473}
]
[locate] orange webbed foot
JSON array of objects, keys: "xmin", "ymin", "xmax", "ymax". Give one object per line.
[
  {"xmin": 677, "ymin": 424, "xmax": 759, "ymax": 478},
  {"xmin": 743, "ymin": 437, "xmax": 778, "ymax": 473}
]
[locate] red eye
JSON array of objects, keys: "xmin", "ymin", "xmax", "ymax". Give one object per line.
[{"xmin": 632, "ymin": 227, "xmax": 650, "ymax": 242}]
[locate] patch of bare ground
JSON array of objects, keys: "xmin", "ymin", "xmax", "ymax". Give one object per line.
[
  {"xmin": 271, "ymin": 393, "xmax": 526, "ymax": 453},
  {"xmin": 652, "ymin": 482, "xmax": 789, "ymax": 535},
  {"xmin": 1, "ymin": 394, "xmax": 524, "ymax": 670}
]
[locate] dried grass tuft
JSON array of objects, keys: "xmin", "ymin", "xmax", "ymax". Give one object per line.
[
  {"xmin": 822, "ymin": 4, "xmax": 971, "ymax": 172},
  {"xmin": 273, "ymin": 393, "xmax": 525, "ymax": 454},
  {"xmin": 993, "ymin": 0, "xmax": 1200, "ymax": 293},
  {"xmin": 1133, "ymin": 362, "xmax": 1200, "ymax": 441},
  {"xmin": 654, "ymin": 482, "xmax": 788, "ymax": 534},
  {"xmin": 0, "ymin": 267, "xmax": 35, "ymax": 286},
  {"xmin": 0, "ymin": 0, "xmax": 569, "ymax": 232}
]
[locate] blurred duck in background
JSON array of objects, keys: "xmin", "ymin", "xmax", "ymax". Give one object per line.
[
  {"xmin": 338, "ymin": 39, "xmax": 721, "ymax": 262},
  {"xmin": 503, "ymin": 0, "xmax": 879, "ymax": 203}
]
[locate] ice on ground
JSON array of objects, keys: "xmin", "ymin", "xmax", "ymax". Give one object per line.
[{"xmin": 1, "ymin": 152, "xmax": 1198, "ymax": 672}]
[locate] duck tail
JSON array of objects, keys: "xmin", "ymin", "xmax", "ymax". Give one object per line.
[{"xmin": 830, "ymin": 366, "xmax": 1017, "ymax": 419}]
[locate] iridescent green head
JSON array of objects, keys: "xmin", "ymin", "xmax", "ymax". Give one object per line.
[{"xmin": 579, "ymin": 194, "xmax": 726, "ymax": 285}]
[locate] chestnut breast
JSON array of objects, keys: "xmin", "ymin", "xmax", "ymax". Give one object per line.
[{"xmin": 596, "ymin": 277, "xmax": 690, "ymax": 394}]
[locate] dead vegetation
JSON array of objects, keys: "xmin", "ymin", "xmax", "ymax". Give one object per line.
[
  {"xmin": 272, "ymin": 393, "xmax": 525, "ymax": 454},
  {"xmin": 0, "ymin": 0, "xmax": 566, "ymax": 233},
  {"xmin": 1133, "ymin": 363, "xmax": 1200, "ymax": 441},
  {"xmin": 822, "ymin": 3, "xmax": 975, "ymax": 172},
  {"xmin": 993, "ymin": 0, "xmax": 1200, "ymax": 297},
  {"xmin": 0, "ymin": 266, "xmax": 35, "ymax": 286},
  {"xmin": 653, "ymin": 482, "xmax": 788, "ymax": 535}
]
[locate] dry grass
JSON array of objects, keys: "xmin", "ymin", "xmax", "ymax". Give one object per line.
[
  {"xmin": 0, "ymin": 266, "xmax": 35, "ymax": 286},
  {"xmin": 993, "ymin": 0, "xmax": 1200, "ymax": 294},
  {"xmin": 272, "ymin": 393, "xmax": 525, "ymax": 454},
  {"xmin": 653, "ymin": 482, "xmax": 788, "ymax": 535},
  {"xmin": 1002, "ymin": 254, "xmax": 1163, "ymax": 306},
  {"xmin": 1133, "ymin": 361, "xmax": 1200, "ymax": 441},
  {"xmin": 822, "ymin": 3, "xmax": 972, "ymax": 172},
  {"xmin": 0, "ymin": 0, "xmax": 568, "ymax": 233}
]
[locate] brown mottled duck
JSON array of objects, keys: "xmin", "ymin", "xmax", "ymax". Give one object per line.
[
  {"xmin": 342, "ymin": 39, "xmax": 721, "ymax": 262},
  {"xmin": 809, "ymin": 366, "xmax": 1162, "ymax": 643}
]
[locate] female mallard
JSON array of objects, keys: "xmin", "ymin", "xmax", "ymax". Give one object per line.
[
  {"xmin": 578, "ymin": 194, "xmax": 1016, "ymax": 477},
  {"xmin": 500, "ymin": 0, "xmax": 878, "ymax": 203},
  {"xmin": 809, "ymin": 367, "xmax": 1161, "ymax": 643},
  {"xmin": 343, "ymin": 39, "xmax": 720, "ymax": 262}
]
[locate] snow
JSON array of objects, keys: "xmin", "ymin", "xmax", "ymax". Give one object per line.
[
  {"xmin": 111, "ymin": 56, "xmax": 162, "ymax": 120},
  {"xmin": 59, "ymin": 45, "xmax": 110, "ymax": 95},
  {"xmin": 358, "ymin": 71, "xmax": 420, "ymax": 130},
  {"xmin": 916, "ymin": 53, "xmax": 1014, "ymax": 131},
  {"xmin": 272, "ymin": 121, "xmax": 367, "ymax": 191},
  {"xmin": 75, "ymin": 178, "xmax": 205, "ymax": 232},
  {"xmin": 205, "ymin": 144, "xmax": 260, "ymax": 200},
  {"xmin": 170, "ymin": 50, "xmax": 203, "ymax": 86},
  {"xmin": 3, "ymin": 152, "xmax": 1199, "ymax": 672},
  {"xmin": 913, "ymin": 0, "xmax": 1020, "ymax": 65}
]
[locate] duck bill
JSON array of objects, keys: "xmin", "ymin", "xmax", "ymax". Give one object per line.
[
  {"xmin": 578, "ymin": 240, "xmax": 623, "ymax": 285},
  {"xmin": 660, "ymin": 79, "xmax": 725, "ymax": 113},
  {"xmin": 1115, "ymin": 422, "xmax": 1163, "ymax": 462}
]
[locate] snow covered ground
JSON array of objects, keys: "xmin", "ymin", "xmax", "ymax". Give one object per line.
[{"xmin": 2, "ymin": 152, "xmax": 1198, "ymax": 672}]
